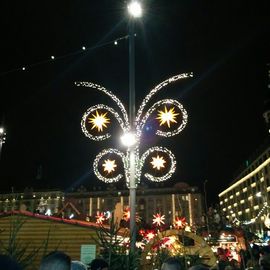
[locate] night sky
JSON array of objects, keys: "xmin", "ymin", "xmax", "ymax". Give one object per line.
[{"xmin": 0, "ymin": 1, "xmax": 269, "ymax": 203}]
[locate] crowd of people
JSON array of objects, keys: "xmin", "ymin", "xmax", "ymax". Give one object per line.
[
  {"xmin": 1, "ymin": 245, "xmax": 270, "ymax": 270},
  {"xmin": 0, "ymin": 251, "xmax": 108, "ymax": 270}
]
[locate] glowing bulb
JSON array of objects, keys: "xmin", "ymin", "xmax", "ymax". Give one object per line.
[
  {"xmin": 102, "ymin": 159, "xmax": 117, "ymax": 173},
  {"xmin": 114, "ymin": 41, "xmax": 118, "ymax": 45},
  {"xmin": 121, "ymin": 132, "xmax": 136, "ymax": 147},
  {"xmin": 150, "ymin": 155, "xmax": 166, "ymax": 170},
  {"xmin": 0, "ymin": 128, "xmax": 4, "ymax": 134},
  {"xmin": 51, "ymin": 56, "xmax": 55, "ymax": 60},
  {"xmin": 82, "ymin": 46, "xmax": 86, "ymax": 50},
  {"xmin": 128, "ymin": 1, "xmax": 142, "ymax": 18}
]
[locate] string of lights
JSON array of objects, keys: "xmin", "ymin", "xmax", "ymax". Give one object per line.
[
  {"xmin": 229, "ymin": 202, "xmax": 270, "ymax": 226},
  {"xmin": 0, "ymin": 35, "xmax": 129, "ymax": 77}
]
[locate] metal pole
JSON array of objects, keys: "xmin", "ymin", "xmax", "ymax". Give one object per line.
[
  {"xmin": 129, "ymin": 19, "xmax": 137, "ymax": 253},
  {"xmin": 203, "ymin": 180, "xmax": 210, "ymax": 235}
]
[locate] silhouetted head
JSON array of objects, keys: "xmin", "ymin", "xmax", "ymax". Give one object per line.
[
  {"xmin": 39, "ymin": 251, "xmax": 71, "ymax": 270},
  {"xmin": 161, "ymin": 257, "xmax": 181, "ymax": 270},
  {"xmin": 71, "ymin": 260, "xmax": 88, "ymax": 270},
  {"xmin": 89, "ymin": 258, "xmax": 108, "ymax": 270}
]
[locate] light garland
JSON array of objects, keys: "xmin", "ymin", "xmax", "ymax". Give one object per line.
[
  {"xmin": 137, "ymin": 99, "xmax": 188, "ymax": 138},
  {"xmin": 76, "ymin": 82, "xmax": 129, "ymax": 128},
  {"xmin": 78, "ymin": 73, "xmax": 191, "ymax": 186},
  {"xmin": 136, "ymin": 72, "xmax": 193, "ymax": 124},
  {"xmin": 230, "ymin": 202, "xmax": 270, "ymax": 225},
  {"xmin": 140, "ymin": 146, "xmax": 176, "ymax": 182},
  {"xmin": 81, "ymin": 104, "xmax": 128, "ymax": 141},
  {"xmin": 93, "ymin": 148, "xmax": 126, "ymax": 183}
]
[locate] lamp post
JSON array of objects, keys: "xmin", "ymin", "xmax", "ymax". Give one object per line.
[
  {"xmin": 76, "ymin": 2, "xmax": 192, "ymax": 257},
  {"xmin": 127, "ymin": 0, "xmax": 142, "ymax": 253},
  {"xmin": 0, "ymin": 127, "xmax": 6, "ymax": 160}
]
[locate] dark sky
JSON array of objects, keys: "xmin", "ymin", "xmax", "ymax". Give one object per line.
[{"xmin": 0, "ymin": 0, "xmax": 269, "ymax": 203}]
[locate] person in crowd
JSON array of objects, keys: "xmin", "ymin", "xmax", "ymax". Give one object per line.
[
  {"xmin": 89, "ymin": 258, "xmax": 109, "ymax": 270},
  {"xmin": 161, "ymin": 257, "xmax": 181, "ymax": 270},
  {"xmin": 188, "ymin": 265, "xmax": 209, "ymax": 270},
  {"xmin": 71, "ymin": 260, "xmax": 88, "ymax": 270},
  {"xmin": 39, "ymin": 251, "xmax": 71, "ymax": 270},
  {"xmin": 0, "ymin": 255, "xmax": 22, "ymax": 270}
]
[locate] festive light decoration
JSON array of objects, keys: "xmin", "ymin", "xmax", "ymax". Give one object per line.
[
  {"xmin": 230, "ymin": 202, "xmax": 270, "ymax": 225},
  {"xmin": 174, "ymin": 217, "xmax": 187, "ymax": 229},
  {"xmin": 137, "ymin": 99, "xmax": 188, "ymax": 138},
  {"xmin": 140, "ymin": 146, "xmax": 176, "ymax": 182},
  {"xmin": 145, "ymin": 230, "xmax": 156, "ymax": 241},
  {"xmin": 157, "ymin": 106, "xmax": 179, "ymax": 128},
  {"xmin": 150, "ymin": 155, "xmax": 166, "ymax": 170},
  {"xmin": 88, "ymin": 110, "xmax": 110, "ymax": 132},
  {"xmin": 93, "ymin": 149, "xmax": 126, "ymax": 183},
  {"xmin": 78, "ymin": 73, "xmax": 192, "ymax": 186},
  {"xmin": 152, "ymin": 213, "xmax": 165, "ymax": 226},
  {"xmin": 96, "ymin": 213, "xmax": 106, "ymax": 224},
  {"xmin": 102, "ymin": 159, "xmax": 117, "ymax": 174}
]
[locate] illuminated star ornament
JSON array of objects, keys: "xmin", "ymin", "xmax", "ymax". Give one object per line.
[
  {"xmin": 152, "ymin": 213, "xmax": 165, "ymax": 226},
  {"xmin": 102, "ymin": 159, "xmax": 117, "ymax": 174},
  {"xmin": 174, "ymin": 217, "xmax": 187, "ymax": 229},
  {"xmin": 96, "ymin": 213, "xmax": 106, "ymax": 224},
  {"xmin": 157, "ymin": 106, "xmax": 179, "ymax": 128},
  {"xmin": 151, "ymin": 155, "xmax": 166, "ymax": 170},
  {"xmin": 88, "ymin": 110, "xmax": 110, "ymax": 132}
]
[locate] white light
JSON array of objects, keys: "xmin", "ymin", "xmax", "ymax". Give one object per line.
[
  {"xmin": 22, "ymin": 67, "xmax": 26, "ymax": 71},
  {"xmin": 0, "ymin": 128, "xmax": 4, "ymax": 134},
  {"xmin": 82, "ymin": 46, "xmax": 86, "ymax": 50},
  {"xmin": 121, "ymin": 132, "xmax": 136, "ymax": 147},
  {"xmin": 128, "ymin": 1, "xmax": 142, "ymax": 18},
  {"xmin": 45, "ymin": 209, "xmax": 52, "ymax": 216},
  {"xmin": 256, "ymin": 192, "xmax": 262, "ymax": 197},
  {"xmin": 69, "ymin": 213, "xmax": 74, "ymax": 219},
  {"xmin": 114, "ymin": 41, "xmax": 118, "ymax": 45},
  {"xmin": 51, "ymin": 56, "xmax": 55, "ymax": 60}
]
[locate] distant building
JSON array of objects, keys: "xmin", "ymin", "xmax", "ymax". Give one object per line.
[
  {"xmin": 0, "ymin": 183, "xmax": 203, "ymax": 227},
  {"xmin": 219, "ymin": 64, "xmax": 270, "ymax": 236},
  {"xmin": 218, "ymin": 143, "xmax": 270, "ymax": 235}
]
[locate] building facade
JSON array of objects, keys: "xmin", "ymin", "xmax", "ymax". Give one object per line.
[
  {"xmin": 219, "ymin": 145, "xmax": 270, "ymax": 236},
  {"xmin": 0, "ymin": 184, "xmax": 203, "ymax": 227}
]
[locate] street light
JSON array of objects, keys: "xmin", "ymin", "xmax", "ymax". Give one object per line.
[
  {"xmin": 76, "ymin": 1, "xmax": 192, "ymax": 256},
  {"xmin": 128, "ymin": 1, "xmax": 143, "ymax": 18}
]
